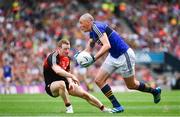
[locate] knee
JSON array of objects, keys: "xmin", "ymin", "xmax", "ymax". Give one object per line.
[
  {"xmin": 95, "ymin": 79, "xmax": 104, "ymax": 87},
  {"xmin": 58, "ymin": 82, "xmax": 67, "ymax": 95},
  {"xmin": 94, "ymin": 79, "xmax": 99, "ymax": 85}
]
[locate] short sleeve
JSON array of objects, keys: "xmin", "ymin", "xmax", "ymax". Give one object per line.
[
  {"xmin": 92, "ymin": 23, "xmax": 106, "ymax": 38},
  {"xmin": 47, "ymin": 52, "xmax": 58, "ymax": 67}
]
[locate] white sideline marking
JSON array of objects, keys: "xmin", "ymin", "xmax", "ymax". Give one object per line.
[
  {"xmin": 0, "ymin": 99, "xmax": 179, "ymax": 102},
  {"xmin": 1, "ymin": 114, "xmax": 179, "ymax": 117}
]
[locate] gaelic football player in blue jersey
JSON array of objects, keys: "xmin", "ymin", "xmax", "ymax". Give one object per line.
[
  {"xmin": 77, "ymin": 13, "xmax": 161, "ymax": 113},
  {"xmin": 3, "ymin": 61, "xmax": 13, "ymax": 94}
]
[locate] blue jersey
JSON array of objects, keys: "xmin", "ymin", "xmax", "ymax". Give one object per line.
[
  {"xmin": 89, "ymin": 21, "xmax": 129, "ymax": 58},
  {"xmin": 3, "ymin": 65, "xmax": 12, "ymax": 78}
]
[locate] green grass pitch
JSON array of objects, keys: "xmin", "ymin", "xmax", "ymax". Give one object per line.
[{"xmin": 0, "ymin": 91, "xmax": 180, "ymax": 116}]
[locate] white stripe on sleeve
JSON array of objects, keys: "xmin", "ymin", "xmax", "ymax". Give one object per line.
[
  {"xmin": 93, "ymin": 24, "xmax": 103, "ymax": 38},
  {"xmin": 52, "ymin": 52, "xmax": 58, "ymax": 65}
]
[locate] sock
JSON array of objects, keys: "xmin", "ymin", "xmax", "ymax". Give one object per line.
[
  {"xmin": 65, "ymin": 103, "xmax": 71, "ymax": 107},
  {"xmin": 101, "ymin": 84, "xmax": 121, "ymax": 107},
  {"xmin": 137, "ymin": 82, "xmax": 158, "ymax": 95}
]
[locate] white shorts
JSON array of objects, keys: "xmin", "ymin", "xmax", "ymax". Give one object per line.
[
  {"xmin": 4, "ymin": 77, "xmax": 11, "ymax": 82},
  {"xmin": 101, "ymin": 48, "xmax": 136, "ymax": 78}
]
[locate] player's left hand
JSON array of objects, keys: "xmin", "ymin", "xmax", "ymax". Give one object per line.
[
  {"xmin": 81, "ymin": 54, "xmax": 95, "ymax": 67},
  {"xmin": 74, "ymin": 51, "xmax": 80, "ymax": 60},
  {"xmin": 69, "ymin": 82, "xmax": 74, "ymax": 91}
]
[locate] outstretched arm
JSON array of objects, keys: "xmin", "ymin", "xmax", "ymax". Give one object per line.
[
  {"xmin": 68, "ymin": 84, "xmax": 105, "ymax": 111},
  {"xmin": 94, "ymin": 33, "xmax": 111, "ymax": 61},
  {"xmin": 52, "ymin": 65, "xmax": 79, "ymax": 84},
  {"xmin": 79, "ymin": 33, "xmax": 110, "ymax": 68}
]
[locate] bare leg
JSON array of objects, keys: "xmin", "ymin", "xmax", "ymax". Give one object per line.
[
  {"xmin": 94, "ymin": 69, "xmax": 122, "ymax": 109},
  {"xmin": 4, "ymin": 78, "xmax": 11, "ymax": 94},
  {"xmin": 50, "ymin": 81, "xmax": 74, "ymax": 113},
  {"xmin": 123, "ymin": 75, "xmax": 161, "ymax": 103},
  {"xmin": 50, "ymin": 81, "xmax": 71, "ymax": 105},
  {"xmin": 123, "ymin": 75, "xmax": 139, "ymax": 89},
  {"xmin": 94, "ymin": 69, "xmax": 110, "ymax": 88},
  {"xmin": 69, "ymin": 84, "xmax": 103, "ymax": 109}
]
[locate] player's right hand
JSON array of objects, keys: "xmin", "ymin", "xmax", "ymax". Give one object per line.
[{"xmin": 71, "ymin": 75, "xmax": 80, "ymax": 85}]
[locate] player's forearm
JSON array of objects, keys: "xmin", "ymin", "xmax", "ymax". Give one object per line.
[
  {"xmin": 95, "ymin": 44, "xmax": 110, "ymax": 60},
  {"xmin": 52, "ymin": 65, "xmax": 74, "ymax": 78},
  {"xmin": 95, "ymin": 33, "xmax": 111, "ymax": 60},
  {"xmin": 67, "ymin": 77, "xmax": 73, "ymax": 83},
  {"xmin": 57, "ymin": 69, "xmax": 74, "ymax": 78}
]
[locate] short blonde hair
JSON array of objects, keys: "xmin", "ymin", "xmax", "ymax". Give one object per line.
[
  {"xmin": 79, "ymin": 13, "xmax": 94, "ymax": 22},
  {"xmin": 57, "ymin": 39, "xmax": 70, "ymax": 48}
]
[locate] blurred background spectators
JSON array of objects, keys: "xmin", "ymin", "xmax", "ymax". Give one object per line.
[{"xmin": 0, "ymin": 0, "xmax": 179, "ymax": 93}]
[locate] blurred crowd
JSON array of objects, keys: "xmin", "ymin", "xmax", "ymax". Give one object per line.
[
  {"xmin": 0, "ymin": 0, "xmax": 179, "ymax": 90},
  {"xmin": 123, "ymin": 0, "xmax": 179, "ymax": 57}
]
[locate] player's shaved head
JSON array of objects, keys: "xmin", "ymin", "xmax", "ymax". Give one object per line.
[
  {"xmin": 79, "ymin": 13, "xmax": 94, "ymax": 22},
  {"xmin": 79, "ymin": 13, "xmax": 94, "ymax": 32}
]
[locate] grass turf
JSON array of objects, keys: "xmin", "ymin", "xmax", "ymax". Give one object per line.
[{"xmin": 0, "ymin": 91, "xmax": 180, "ymax": 116}]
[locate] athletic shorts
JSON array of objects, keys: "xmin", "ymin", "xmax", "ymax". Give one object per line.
[
  {"xmin": 45, "ymin": 84, "xmax": 56, "ymax": 97},
  {"xmin": 101, "ymin": 48, "xmax": 135, "ymax": 78},
  {"xmin": 44, "ymin": 70, "xmax": 69, "ymax": 97},
  {"xmin": 45, "ymin": 81, "xmax": 69, "ymax": 98}
]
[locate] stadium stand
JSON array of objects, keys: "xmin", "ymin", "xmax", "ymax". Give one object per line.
[{"xmin": 0, "ymin": 0, "xmax": 179, "ymax": 93}]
